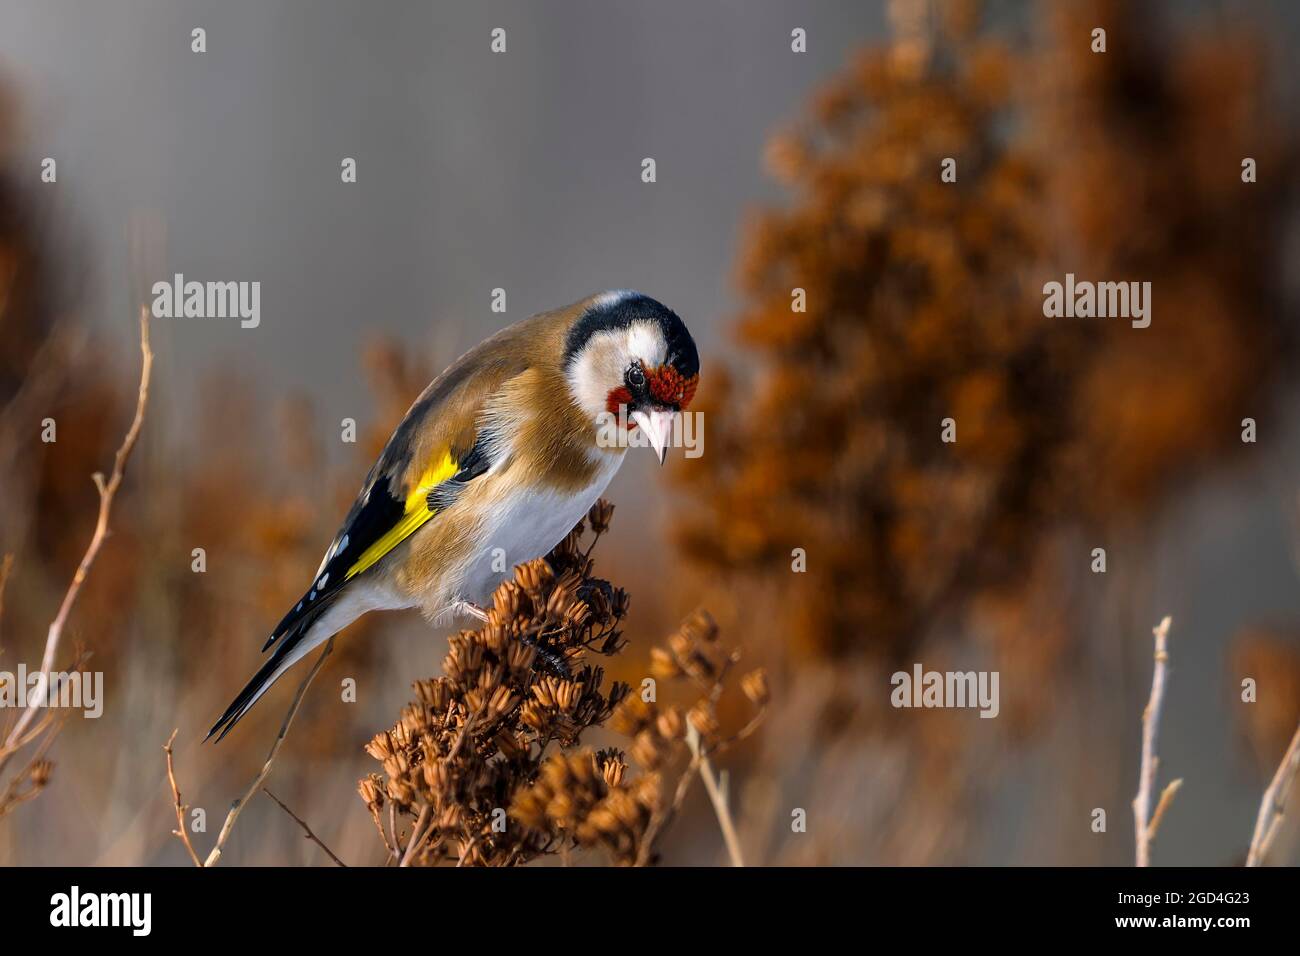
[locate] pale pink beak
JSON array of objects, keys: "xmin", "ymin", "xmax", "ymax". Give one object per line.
[{"xmin": 631, "ymin": 409, "xmax": 675, "ymax": 465}]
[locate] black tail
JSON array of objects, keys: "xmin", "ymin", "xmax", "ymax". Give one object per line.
[{"xmin": 206, "ymin": 594, "xmax": 337, "ymax": 743}]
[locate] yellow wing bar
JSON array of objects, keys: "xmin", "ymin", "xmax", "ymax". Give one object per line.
[{"xmin": 344, "ymin": 450, "xmax": 458, "ymax": 581}]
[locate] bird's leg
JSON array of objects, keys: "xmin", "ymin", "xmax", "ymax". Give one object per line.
[{"xmin": 449, "ymin": 600, "xmax": 490, "ymax": 623}]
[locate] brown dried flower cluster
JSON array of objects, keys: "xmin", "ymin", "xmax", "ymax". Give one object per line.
[
  {"xmin": 511, "ymin": 607, "xmax": 769, "ymax": 866},
  {"xmin": 675, "ymin": 0, "xmax": 1297, "ymax": 682},
  {"xmin": 360, "ymin": 504, "xmax": 769, "ymax": 866},
  {"xmin": 359, "ymin": 501, "xmax": 632, "ymax": 865}
]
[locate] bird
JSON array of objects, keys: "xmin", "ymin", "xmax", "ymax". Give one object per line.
[{"xmin": 206, "ymin": 290, "xmax": 699, "ymax": 742}]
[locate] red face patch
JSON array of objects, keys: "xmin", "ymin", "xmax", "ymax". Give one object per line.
[
  {"xmin": 605, "ymin": 385, "xmax": 633, "ymax": 416},
  {"xmin": 647, "ymin": 366, "xmax": 698, "ymax": 409},
  {"xmin": 605, "ymin": 367, "xmax": 698, "ymax": 420}
]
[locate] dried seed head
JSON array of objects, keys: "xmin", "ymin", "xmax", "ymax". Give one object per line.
[
  {"xmin": 514, "ymin": 557, "xmax": 554, "ymax": 597},
  {"xmin": 593, "ymin": 748, "xmax": 628, "ymax": 788},
  {"xmin": 387, "ymin": 777, "xmax": 415, "ymax": 807},
  {"xmin": 506, "ymin": 640, "xmax": 537, "ymax": 673},
  {"xmin": 649, "ymin": 647, "xmax": 682, "ymax": 680},
  {"xmin": 365, "ymin": 731, "xmax": 394, "ymax": 761},
  {"xmin": 741, "ymin": 667, "xmax": 771, "ymax": 707},
  {"xmin": 492, "ymin": 579, "xmax": 525, "ymax": 619},
  {"xmin": 398, "ymin": 703, "xmax": 426, "ymax": 736},
  {"xmin": 422, "ymin": 758, "xmax": 451, "ymax": 793},
  {"xmin": 482, "ymin": 619, "xmax": 509, "ymax": 652},
  {"xmin": 439, "ymin": 804, "xmax": 464, "ymax": 829},
  {"xmin": 390, "ymin": 721, "xmax": 413, "ymax": 750},
  {"xmin": 563, "ymin": 600, "xmax": 592, "ymax": 628},
  {"xmin": 496, "ymin": 728, "xmax": 529, "ymax": 759},
  {"xmin": 655, "ymin": 707, "xmax": 685, "ymax": 741},
  {"xmin": 630, "ymin": 728, "xmax": 667, "ymax": 770},
  {"xmin": 687, "ymin": 702, "xmax": 719, "ymax": 738},
  {"xmin": 610, "ymin": 695, "xmax": 655, "ymax": 737},
  {"xmin": 28, "ymin": 760, "xmax": 53, "ymax": 789},
  {"xmin": 477, "ymin": 663, "xmax": 504, "ymax": 693},
  {"xmin": 520, "ymin": 699, "xmax": 550, "ymax": 731},
  {"xmin": 588, "ymin": 499, "xmax": 615, "ymax": 534},
  {"xmin": 532, "ymin": 676, "xmax": 559, "ymax": 709},
  {"xmin": 488, "ymin": 685, "xmax": 518, "ymax": 718},
  {"xmin": 555, "ymin": 678, "xmax": 582, "ymax": 713},
  {"xmin": 358, "ymin": 774, "xmax": 385, "ymax": 811},
  {"xmin": 681, "ymin": 608, "xmax": 719, "ymax": 644},
  {"xmin": 554, "ymin": 528, "xmax": 582, "ymax": 556},
  {"xmin": 546, "ymin": 582, "xmax": 578, "ymax": 620}
]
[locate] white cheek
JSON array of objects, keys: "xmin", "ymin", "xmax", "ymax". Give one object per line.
[
  {"xmin": 570, "ymin": 350, "xmax": 618, "ymax": 419},
  {"xmin": 566, "ymin": 322, "xmax": 667, "ymax": 420}
]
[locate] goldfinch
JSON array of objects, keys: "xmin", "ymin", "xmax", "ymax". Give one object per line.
[{"xmin": 207, "ymin": 290, "xmax": 699, "ymax": 741}]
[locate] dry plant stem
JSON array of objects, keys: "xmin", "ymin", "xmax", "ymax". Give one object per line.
[
  {"xmin": 399, "ymin": 806, "xmax": 432, "ymax": 867},
  {"xmin": 397, "ymin": 707, "xmax": 483, "ymax": 867},
  {"xmin": 0, "ymin": 709, "xmax": 67, "ymax": 815},
  {"xmin": 1246, "ymin": 722, "xmax": 1300, "ymax": 866},
  {"xmin": 636, "ymin": 752, "xmax": 703, "ymax": 867},
  {"xmin": 368, "ymin": 808, "xmax": 396, "ymax": 859},
  {"xmin": 636, "ymin": 705, "xmax": 767, "ymax": 867},
  {"xmin": 163, "ymin": 729, "xmax": 203, "ymax": 867},
  {"xmin": 203, "ymin": 638, "xmax": 335, "ymax": 867},
  {"xmin": 262, "ymin": 788, "xmax": 347, "ymax": 867},
  {"xmin": 687, "ymin": 724, "xmax": 744, "ymax": 866},
  {"xmin": 0, "ymin": 309, "xmax": 153, "ymax": 776},
  {"xmin": 0, "ymin": 553, "xmax": 13, "ymax": 647},
  {"xmin": 1148, "ymin": 778, "xmax": 1183, "ymax": 843},
  {"xmin": 1132, "ymin": 616, "xmax": 1175, "ymax": 868}
]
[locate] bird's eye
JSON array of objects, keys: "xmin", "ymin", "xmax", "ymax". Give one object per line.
[{"xmin": 626, "ymin": 364, "xmax": 646, "ymax": 389}]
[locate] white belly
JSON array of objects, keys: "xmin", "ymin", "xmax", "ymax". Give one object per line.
[{"xmin": 446, "ymin": 451, "xmax": 623, "ymax": 610}]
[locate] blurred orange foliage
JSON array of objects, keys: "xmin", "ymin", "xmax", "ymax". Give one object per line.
[{"xmin": 676, "ymin": 0, "xmax": 1296, "ymax": 676}]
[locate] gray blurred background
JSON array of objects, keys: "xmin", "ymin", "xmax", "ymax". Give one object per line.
[{"xmin": 0, "ymin": 0, "xmax": 890, "ymax": 427}]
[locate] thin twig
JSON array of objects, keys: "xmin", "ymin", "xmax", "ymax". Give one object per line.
[
  {"xmin": 203, "ymin": 638, "xmax": 335, "ymax": 866},
  {"xmin": 262, "ymin": 788, "xmax": 347, "ymax": 867},
  {"xmin": 367, "ymin": 805, "xmax": 396, "ymax": 860},
  {"xmin": 1132, "ymin": 615, "xmax": 1175, "ymax": 867},
  {"xmin": 636, "ymin": 750, "xmax": 703, "ymax": 867},
  {"xmin": 163, "ymin": 729, "xmax": 203, "ymax": 867},
  {"xmin": 399, "ymin": 805, "xmax": 433, "ymax": 867},
  {"xmin": 0, "ymin": 309, "xmax": 152, "ymax": 776},
  {"xmin": 634, "ymin": 665, "xmax": 764, "ymax": 868},
  {"xmin": 0, "ymin": 708, "xmax": 68, "ymax": 818},
  {"xmin": 0, "ymin": 552, "xmax": 13, "ymax": 649},
  {"xmin": 397, "ymin": 705, "xmax": 485, "ymax": 867},
  {"xmin": 1148, "ymin": 779, "xmax": 1183, "ymax": 842},
  {"xmin": 687, "ymin": 724, "xmax": 745, "ymax": 866},
  {"xmin": 1246, "ymin": 722, "xmax": 1300, "ymax": 866}
]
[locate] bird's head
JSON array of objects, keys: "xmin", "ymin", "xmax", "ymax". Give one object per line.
[{"xmin": 563, "ymin": 290, "xmax": 699, "ymax": 464}]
